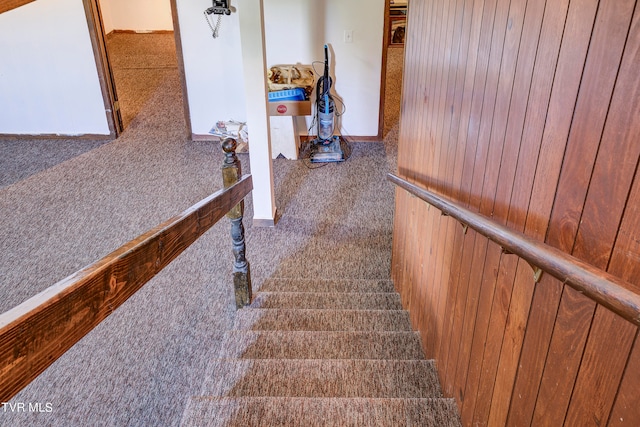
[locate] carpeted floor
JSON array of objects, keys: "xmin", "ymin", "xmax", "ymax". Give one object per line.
[
  {"xmin": 0, "ymin": 34, "xmax": 455, "ymax": 427},
  {"xmin": 0, "ymin": 33, "xmax": 238, "ymax": 427},
  {"xmin": 382, "ymin": 46, "xmax": 404, "ymax": 174},
  {"xmin": 383, "ymin": 47, "xmax": 404, "ymax": 138}
]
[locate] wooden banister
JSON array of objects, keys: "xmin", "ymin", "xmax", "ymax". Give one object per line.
[
  {"xmin": 388, "ymin": 173, "xmax": 640, "ymax": 327},
  {"xmin": 0, "ymin": 0, "xmax": 35, "ymax": 14},
  {"xmin": 0, "ymin": 151, "xmax": 252, "ymax": 402}
]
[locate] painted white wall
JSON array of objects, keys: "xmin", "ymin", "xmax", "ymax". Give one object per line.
[
  {"xmin": 237, "ymin": 0, "xmax": 276, "ymax": 223},
  {"xmin": 176, "ymin": 0, "xmax": 247, "ymax": 136},
  {"xmin": 176, "ymin": 0, "xmax": 385, "ymax": 137},
  {"xmin": 99, "ymin": 0, "xmax": 115, "ymax": 34},
  {"xmin": 99, "ymin": 0, "xmax": 173, "ymax": 33},
  {"xmin": 0, "ymin": 0, "xmax": 109, "ymax": 135},
  {"xmin": 264, "ymin": 0, "xmax": 385, "ymax": 136},
  {"xmin": 0, "ymin": 0, "xmax": 383, "ymax": 137}
]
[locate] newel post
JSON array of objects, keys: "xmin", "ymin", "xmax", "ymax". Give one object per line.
[{"xmin": 221, "ymin": 138, "xmax": 252, "ymax": 309}]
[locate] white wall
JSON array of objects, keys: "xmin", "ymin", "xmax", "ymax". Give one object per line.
[
  {"xmin": 0, "ymin": 0, "xmax": 384, "ymax": 137},
  {"xmin": 177, "ymin": 0, "xmax": 385, "ymax": 137},
  {"xmin": 237, "ymin": 0, "xmax": 276, "ymax": 223},
  {"xmin": 99, "ymin": 0, "xmax": 173, "ymax": 33},
  {"xmin": 99, "ymin": 0, "xmax": 115, "ymax": 34},
  {"xmin": 0, "ymin": 0, "xmax": 109, "ymax": 135},
  {"xmin": 264, "ymin": 0, "xmax": 385, "ymax": 136},
  {"xmin": 177, "ymin": 0, "xmax": 247, "ymax": 136}
]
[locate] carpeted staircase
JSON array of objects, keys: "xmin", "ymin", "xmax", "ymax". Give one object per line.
[
  {"xmin": 0, "ymin": 32, "xmax": 461, "ymax": 426},
  {"xmin": 180, "ymin": 278, "xmax": 461, "ymax": 426}
]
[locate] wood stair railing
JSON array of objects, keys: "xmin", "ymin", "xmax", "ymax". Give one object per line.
[
  {"xmin": 388, "ymin": 173, "xmax": 640, "ymax": 327},
  {"xmin": 0, "ymin": 139, "xmax": 252, "ymax": 402}
]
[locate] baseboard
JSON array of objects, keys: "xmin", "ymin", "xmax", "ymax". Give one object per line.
[
  {"xmin": 300, "ymin": 135, "xmax": 382, "ymax": 143},
  {"xmin": 193, "ymin": 133, "xmax": 381, "ymax": 146},
  {"xmin": 252, "ymin": 209, "xmax": 281, "ymax": 228},
  {"xmin": 191, "ymin": 133, "xmax": 219, "ymax": 142},
  {"xmin": 107, "ymin": 29, "xmax": 174, "ymax": 36},
  {"xmin": 0, "ymin": 133, "xmax": 113, "ymax": 141}
]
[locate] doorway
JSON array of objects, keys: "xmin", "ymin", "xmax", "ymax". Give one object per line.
[
  {"xmin": 85, "ymin": 0, "xmax": 190, "ymax": 137},
  {"xmin": 380, "ymin": 0, "xmax": 407, "ymax": 140},
  {"xmin": 104, "ymin": 31, "xmax": 178, "ymax": 130}
]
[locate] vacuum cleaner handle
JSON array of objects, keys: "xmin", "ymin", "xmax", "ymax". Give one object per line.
[
  {"xmin": 324, "ymin": 45, "xmax": 329, "ymax": 79},
  {"xmin": 317, "ymin": 44, "xmax": 332, "ymax": 97}
]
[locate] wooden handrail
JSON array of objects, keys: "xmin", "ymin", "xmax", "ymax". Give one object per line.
[
  {"xmin": 0, "ymin": 173, "xmax": 253, "ymax": 402},
  {"xmin": 0, "ymin": 0, "xmax": 35, "ymax": 15},
  {"xmin": 388, "ymin": 173, "xmax": 640, "ymax": 327}
]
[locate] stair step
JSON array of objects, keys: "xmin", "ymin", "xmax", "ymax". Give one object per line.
[
  {"xmin": 200, "ymin": 359, "xmax": 442, "ymax": 398},
  {"xmin": 257, "ymin": 278, "xmax": 395, "ymax": 293},
  {"xmin": 251, "ymin": 292, "xmax": 403, "ymax": 310},
  {"xmin": 218, "ymin": 331, "xmax": 425, "ymax": 360},
  {"xmin": 233, "ymin": 309, "xmax": 412, "ymax": 332},
  {"xmin": 181, "ymin": 397, "xmax": 462, "ymax": 427}
]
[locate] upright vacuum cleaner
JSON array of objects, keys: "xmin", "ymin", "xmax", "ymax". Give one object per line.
[{"xmin": 310, "ymin": 45, "xmax": 345, "ymax": 163}]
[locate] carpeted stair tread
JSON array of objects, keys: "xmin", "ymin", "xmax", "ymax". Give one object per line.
[
  {"xmin": 201, "ymin": 359, "xmax": 441, "ymax": 398},
  {"xmin": 181, "ymin": 397, "xmax": 462, "ymax": 427},
  {"xmin": 232, "ymin": 308, "xmax": 412, "ymax": 331},
  {"xmin": 218, "ymin": 330, "xmax": 425, "ymax": 360},
  {"xmin": 257, "ymin": 278, "xmax": 395, "ymax": 293},
  {"xmin": 250, "ymin": 291, "xmax": 403, "ymax": 310}
]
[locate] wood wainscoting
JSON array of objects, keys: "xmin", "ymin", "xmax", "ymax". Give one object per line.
[{"xmin": 392, "ymin": 0, "xmax": 640, "ymax": 426}]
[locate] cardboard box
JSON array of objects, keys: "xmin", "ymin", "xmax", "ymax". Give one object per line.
[{"xmin": 268, "ymin": 101, "xmax": 311, "ymax": 117}]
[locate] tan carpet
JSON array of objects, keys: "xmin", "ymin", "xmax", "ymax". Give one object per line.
[
  {"xmin": 1, "ymin": 35, "xmax": 460, "ymax": 427},
  {"xmin": 179, "ymin": 276, "xmax": 460, "ymax": 426}
]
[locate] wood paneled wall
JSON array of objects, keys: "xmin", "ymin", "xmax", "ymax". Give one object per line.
[{"xmin": 392, "ymin": 0, "xmax": 640, "ymax": 425}]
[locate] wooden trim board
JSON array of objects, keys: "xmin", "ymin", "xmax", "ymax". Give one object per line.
[{"xmin": 0, "ymin": 0, "xmax": 34, "ymax": 15}]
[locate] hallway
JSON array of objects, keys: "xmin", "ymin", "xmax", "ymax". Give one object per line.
[{"xmin": 106, "ymin": 32, "xmax": 180, "ymax": 130}]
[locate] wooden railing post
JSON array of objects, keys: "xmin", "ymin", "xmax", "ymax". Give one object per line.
[{"xmin": 222, "ymin": 138, "xmax": 252, "ymax": 309}]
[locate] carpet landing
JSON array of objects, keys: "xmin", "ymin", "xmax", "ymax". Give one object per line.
[{"xmin": 179, "ymin": 278, "xmax": 461, "ymax": 427}]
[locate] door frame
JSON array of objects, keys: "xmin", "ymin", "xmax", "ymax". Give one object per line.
[
  {"xmin": 82, "ymin": 0, "xmax": 193, "ymax": 140},
  {"xmin": 82, "ymin": 0, "xmax": 121, "ymax": 138},
  {"xmin": 378, "ymin": 0, "xmax": 391, "ymax": 139},
  {"xmin": 379, "ymin": 0, "xmax": 408, "ymax": 139}
]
